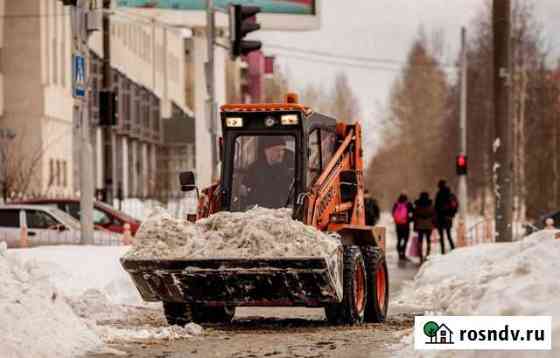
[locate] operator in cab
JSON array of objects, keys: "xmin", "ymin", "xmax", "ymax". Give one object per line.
[{"xmin": 242, "ymin": 136, "xmax": 294, "ymax": 209}]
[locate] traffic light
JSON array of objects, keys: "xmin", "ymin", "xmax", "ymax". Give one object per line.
[
  {"xmin": 99, "ymin": 91, "xmax": 117, "ymax": 126},
  {"xmin": 229, "ymin": 4, "xmax": 262, "ymax": 59},
  {"xmin": 456, "ymin": 154, "xmax": 468, "ymax": 175}
]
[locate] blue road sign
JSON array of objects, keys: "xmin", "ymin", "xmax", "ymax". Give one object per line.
[{"xmin": 73, "ymin": 54, "xmax": 86, "ymax": 98}]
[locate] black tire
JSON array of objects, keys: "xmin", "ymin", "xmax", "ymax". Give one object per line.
[
  {"xmin": 192, "ymin": 305, "xmax": 236, "ymax": 323},
  {"xmin": 162, "ymin": 302, "xmax": 193, "ymax": 326},
  {"xmin": 362, "ymin": 246, "xmax": 389, "ymax": 323},
  {"xmin": 325, "ymin": 245, "xmax": 367, "ymax": 325}
]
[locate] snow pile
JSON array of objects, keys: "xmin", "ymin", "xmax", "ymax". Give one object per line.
[
  {"xmin": 69, "ymin": 289, "xmax": 129, "ymax": 323},
  {"xmin": 0, "ymin": 242, "xmax": 102, "ymax": 358},
  {"xmin": 98, "ymin": 323, "xmax": 203, "ymax": 343},
  {"xmin": 10, "ymin": 246, "xmax": 205, "ymax": 344},
  {"xmin": 126, "ymin": 207, "xmax": 341, "ymax": 259},
  {"xmin": 393, "ymin": 229, "xmax": 560, "ymax": 357},
  {"xmin": 11, "ymin": 245, "xmax": 142, "ymax": 306}
]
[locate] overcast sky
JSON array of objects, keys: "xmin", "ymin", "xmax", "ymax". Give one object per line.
[{"xmin": 259, "ymin": 0, "xmax": 560, "ymax": 153}]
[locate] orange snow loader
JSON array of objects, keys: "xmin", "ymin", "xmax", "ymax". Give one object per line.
[{"xmin": 121, "ymin": 94, "xmax": 389, "ymax": 325}]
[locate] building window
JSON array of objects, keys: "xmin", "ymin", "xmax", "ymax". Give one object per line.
[
  {"xmin": 52, "ymin": 38, "xmax": 58, "ymax": 85},
  {"xmin": 61, "ymin": 8, "xmax": 66, "ymax": 87},
  {"xmin": 49, "ymin": 159, "xmax": 55, "ymax": 186},
  {"xmin": 56, "ymin": 160, "xmax": 61, "ymax": 186},
  {"xmin": 63, "ymin": 161, "xmax": 67, "ymax": 188}
]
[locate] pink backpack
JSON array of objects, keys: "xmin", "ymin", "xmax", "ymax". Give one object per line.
[{"xmin": 393, "ymin": 202, "xmax": 409, "ymax": 225}]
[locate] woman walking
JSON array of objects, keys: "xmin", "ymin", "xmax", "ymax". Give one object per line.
[
  {"xmin": 392, "ymin": 193, "xmax": 413, "ymax": 261},
  {"xmin": 413, "ymin": 192, "xmax": 435, "ymax": 264}
]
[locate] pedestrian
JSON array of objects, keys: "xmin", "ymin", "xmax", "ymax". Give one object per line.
[
  {"xmin": 413, "ymin": 192, "xmax": 435, "ymax": 264},
  {"xmin": 434, "ymin": 180, "xmax": 458, "ymax": 254},
  {"xmin": 392, "ymin": 193, "xmax": 413, "ymax": 261},
  {"xmin": 364, "ymin": 189, "xmax": 381, "ymax": 226}
]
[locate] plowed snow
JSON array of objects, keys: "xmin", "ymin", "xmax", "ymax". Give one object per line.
[{"xmin": 126, "ymin": 207, "xmax": 341, "ymax": 259}]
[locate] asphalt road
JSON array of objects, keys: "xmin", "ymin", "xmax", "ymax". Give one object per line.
[{"xmin": 85, "ymin": 244, "xmax": 419, "ymax": 358}]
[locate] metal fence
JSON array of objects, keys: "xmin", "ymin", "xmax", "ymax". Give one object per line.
[
  {"xmin": 0, "ymin": 228, "xmax": 124, "ymax": 249},
  {"xmin": 113, "ymin": 193, "xmax": 198, "ymax": 220}
]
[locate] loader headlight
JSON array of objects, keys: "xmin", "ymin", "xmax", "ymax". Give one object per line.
[
  {"xmin": 264, "ymin": 116, "xmax": 277, "ymax": 127},
  {"xmin": 281, "ymin": 114, "xmax": 299, "ymax": 125},
  {"xmin": 226, "ymin": 117, "xmax": 243, "ymax": 128}
]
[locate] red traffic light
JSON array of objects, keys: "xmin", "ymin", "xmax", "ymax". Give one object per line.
[{"xmin": 456, "ymin": 154, "xmax": 468, "ymax": 175}]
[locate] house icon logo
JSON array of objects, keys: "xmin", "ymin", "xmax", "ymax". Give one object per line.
[{"xmin": 424, "ymin": 321, "xmax": 454, "ymax": 345}]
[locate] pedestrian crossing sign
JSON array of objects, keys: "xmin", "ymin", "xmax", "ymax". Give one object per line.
[{"xmin": 73, "ymin": 54, "xmax": 86, "ymax": 98}]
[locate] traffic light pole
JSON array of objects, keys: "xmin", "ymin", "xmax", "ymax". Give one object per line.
[
  {"xmin": 71, "ymin": 1, "xmax": 95, "ymax": 244},
  {"xmin": 206, "ymin": 0, "xmax": 218, "ymax": 180},
  {"xmin": 458, "ymin": 27, "xmax": 468, "ymax": 224}
]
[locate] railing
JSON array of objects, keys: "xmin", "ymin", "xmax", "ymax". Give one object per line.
[
  {"xmin": 0, "ymin": 228, "xmax": 126, "ymax": 249},
  {"xmin": 466, "ymin": 218, "xmax": 495, "ymax": 245}
]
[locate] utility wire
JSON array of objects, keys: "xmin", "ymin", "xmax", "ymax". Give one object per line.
[
  {"xmin": 265, "ymin": 43, "xmax": 458, "ymax": 69},
  {"xmin": 271, "ymin": 50, "xmax": 457, "ymax": 74}
]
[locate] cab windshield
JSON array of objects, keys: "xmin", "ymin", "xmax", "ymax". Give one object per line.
[{"xmin": 230, "ymin": 135, "xmax": 295, "ymax": 211}]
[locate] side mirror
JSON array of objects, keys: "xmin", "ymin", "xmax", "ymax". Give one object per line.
[
  {"xmin": 58, "ymin": 224, "xmax": 67, "ymax": 232},
  {"xmin": 179, "ymin": 171, "xmax": 197, "ymax": 192}
]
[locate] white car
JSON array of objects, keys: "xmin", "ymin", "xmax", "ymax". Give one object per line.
[{"xmin": 0, "ymin": 205, "xmax": 121, "ymax": 248}]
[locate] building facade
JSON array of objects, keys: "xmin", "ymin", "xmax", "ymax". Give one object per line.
[
  {"xmin": 88, "ymin": 14, "xmax": 193, "ymax": 201},
  {"xmin": 0, "ymin": 0, "xmax": 74, "ymax": 197},
  {"xmin": 0, "ymin": 0, "xmax": 247, "ymax": 201},
  {"xmin": 0, "ymin": 0, "xmax": 197, "ymax": 200}
]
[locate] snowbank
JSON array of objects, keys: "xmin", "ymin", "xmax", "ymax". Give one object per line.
[
  {"xmin": 393, "ymin": 229, "xmax": 560, "ymax": 357},
  {"xmin": 9, "ymin": 245, "xmax": 205, "ymax": 345},
  {"xmin": 10, "ymin": 245, "xmax": 141, "ymax": 306},
  {"xmin": 126, "ymin": 207, "xmax": 341, "ymax": 259},
  {"xmin": 0, "ymin": 243, "xmax": 102, "ymax": 358}
]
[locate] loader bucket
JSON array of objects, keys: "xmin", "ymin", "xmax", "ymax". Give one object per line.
[{"xmin": 121, "ymin": 249, "xmax": 343, "ymax": 307}]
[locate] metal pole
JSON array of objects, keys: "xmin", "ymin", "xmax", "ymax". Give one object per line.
[
  {"xmin": 73, "ymin": 1, "xmax": 95, "ymax": 245},
  {"xmin": 493, "ymin": 0, "xmax": 513, "ymax": 242},
  {"xmin": 206, "ymin": 0, "xmax": 218, "ymax": 181},
  {"xmin": 458, "ymin": 27, "xmax": 468, "ymax": 221}
]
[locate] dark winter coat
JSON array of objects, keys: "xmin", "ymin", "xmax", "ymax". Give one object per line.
[
  {"xmin": 435, "ymin": 187, "xmax": 456, "ymax": 229},
  {"xmin": 243, "ymin": 152, "xmax": 293, "ymax": 209},
  {"xmin": 413, "ymin": 197, "xmax": 435, "ymax": 231},
  {"xmin": 365, "ymin": 197, "xmax": 381, "ymax": 226}
]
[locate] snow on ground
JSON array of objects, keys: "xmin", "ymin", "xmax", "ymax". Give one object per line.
[
  {"xmin": 7, "ymin": 245, "xmax": 204, "ymax": 348},
  {"xmin": 392, "ymin": 229, "xmax": 560, "ymax": 357},
  {"xmin": 126, "ymin": 207, "xmax": 341, "ymax": 259},
  {"xmin": 97, "ymin": 323, "xmax": 203, "ymax": 344},
  {"xmin": 0, "ymin": 242, "xmax": 102, "ymax": 358}
]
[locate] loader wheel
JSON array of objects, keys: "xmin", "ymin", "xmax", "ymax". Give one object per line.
[
  {"xmin": 325, "ymin": 245, "xmax": 367, "ymax": 325},
  {"xmin": 362, "ymin": 246, "xmax": 389, "ymax": 323},
  {"xmin": 192, "ymin": 305, "xmax": 236, "ymax": 323},
  {"xmin": 162, "ymin": 302, "xmax": 193, "ymax": 326}
]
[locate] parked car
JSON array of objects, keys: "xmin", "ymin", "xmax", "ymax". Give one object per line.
[
  {"xmin": 524, "ymin": 210, "xmax": 560, "ymax": 236},
  {"xmin": 12, "ymin": 198, "xmax": 141, "ymax": 235},
  {"xmin": 0, "ymin": 205, "xmax": 121, "ymax": 248}
]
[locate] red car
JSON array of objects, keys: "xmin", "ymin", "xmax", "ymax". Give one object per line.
[{"xmin": 13, "ymin": 198, "xmax": 141, "ymax": 235}]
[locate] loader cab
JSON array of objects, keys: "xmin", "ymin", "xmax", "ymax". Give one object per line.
[{"xmin": 220, "ymin": 102, "xmax": 337, "ymax": 214}]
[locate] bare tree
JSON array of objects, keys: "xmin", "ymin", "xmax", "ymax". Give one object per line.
[
  {"xmin": 366, "ymin": 32, "xmax": 452, "ymax": 208},
  {"xmin": 0, "ymin": 124, "xmax": 71, "ymax": 201},
  {"xmin": 329, "ymin": 72, "xmax": 361, "ymax": 123}
]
